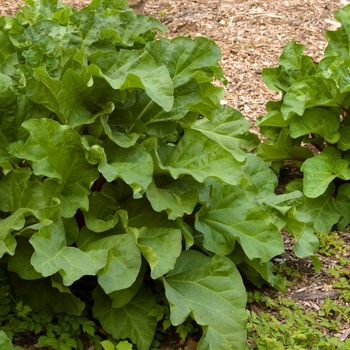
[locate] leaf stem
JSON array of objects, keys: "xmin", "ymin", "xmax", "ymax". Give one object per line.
[{"xmin": 128, "ymin": 100, "xmax": 154, "ymax": 133}]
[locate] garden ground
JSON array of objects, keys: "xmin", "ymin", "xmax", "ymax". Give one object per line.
[{"xmin": 1, "ymin": 0, "xmax": 350, "ymax": 349}]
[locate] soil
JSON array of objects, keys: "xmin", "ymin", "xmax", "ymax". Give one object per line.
[{"xmin": 1, "ymin": 0, "xmax": 350, "ymax": 349}]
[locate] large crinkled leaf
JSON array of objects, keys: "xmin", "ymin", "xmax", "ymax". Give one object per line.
[
  {"xmin": 301, "ymin": 148, "xmax": 350, "ymax": 198},
  {"xmin": 77, "ymin": 227, "xmax": 142, "ymax": 294},
  {"xmin": 289, "ymin": 108, "xmax": 341, "ymax": 144},
  {"xmin": 281, "ymin": 76, "xmax": 346, "ymax": 120},
  {"xmin": 188, "ymin": 107, "xmax": 259, "ymax": 162},
  {"xmin": 30, "ymin": 220, "xmax": 108, "ymax": 286},
  {"xmin": 98, "ymin": 138, "xmax": 153, "ymax": 198},
  {"xmin": 145, "ymin": 36, "xmax": 224, "ymax": 88},
  {"xmin": 83, "ymin": 191, "xmax": 120, "ymax": 233},
  {"xmin": 86, "ymin": 49, "xmax": 174, "ymax": 111},
  {"xmin": 262, "ymin": 39, "xmax": 317, "ymax": 94},
  {"xmin": 75, "ymin": 1, "xmax": 166, "ymax": 48},
  {"xmin": 146, "ymin": 177, "xmax": 200, "ymax": 220},
  {"xmin": 304, "ymin": 194, "xmax": 342, "ymax": 234},
  {"xmin": 97, "ymin": 10, "xmax": 167, "ymax": 47},
  {"xmin": 100, "ymin": 112, "xmax": 140, "ymax": 148},
  {"xmin": 93, "ymin": 285, "xmax": 157, "ymax": 350},
  {"xmin": 318, "ymin": 56, "xmax": 350, "ymax": 93},
  {"xmin": 195, "ymin": 181, "xmax": 284, "ymax": 261},
  {"xmin": 107, "ymin": 263, "xmax": 147, "ymax": 309},
  {"xmin": 188, "ymin": 82, "xmax": 225, "ymax": 119},
  {"xmin": 124, "ymin": 198, "xmax": 187, "ymax": 279},
  {"xmin": 8, "ymin": 119, "xmax": 99, "ymax": 217},
  {"xmin": 156, "ymin": 129, "xmax": 244, "ymax": 185},
  {"xmin": 163, "ymin": 250, "xmax": 247, "ymax": 350},
  {"xmin": 0, "ymin": 168, "xmax": 50, "ymax": 213},
  {"xmin": 0, "ymin": 169, "xmax": 60, "ymax": 258},
  {"xmin": 131, "ymin": 226, "xmax": 182, "ymax": 279},
  {"xmin": 11, "ymin": 274, "xmax": 85, "ymax": 315},
  {"xmin": 242, "ymin": 154, "xmax": 278, "ymax": 198}
]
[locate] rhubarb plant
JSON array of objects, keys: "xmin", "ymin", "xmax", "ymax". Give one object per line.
[
  {"xmin": 257, "ymin": 4, "xmax": 350, "ymax": 252},
  {"xmin": 0, "ymin": 0, "xmax": 312, "ymax": 349}
]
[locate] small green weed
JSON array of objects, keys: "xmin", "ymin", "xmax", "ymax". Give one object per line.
[{"xmin": 318, "ymin": 231, "xmax": 346, "ymax": 257}]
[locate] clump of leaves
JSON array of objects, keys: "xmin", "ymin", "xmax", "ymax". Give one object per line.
[
  {"xmin": 256, "ymin": 4, "xmax": 350, "ymax": 243},
  {"xmin": 0, "ymin": 0, "xmax": 310, "ymax": 348},
  {"xmin": 318, "ymin": 231, "xmax": 346, "ymax": 257},
  {"xmin": 247, "ymin": 291, "xmax": 350, "ymax": 349}
]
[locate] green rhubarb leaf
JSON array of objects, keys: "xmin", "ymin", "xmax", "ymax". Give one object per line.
[
  {"xmin": 281, "ymin": 76, "xmax": 346, "ymax": 120},
  {"xmin": 262, "ymin": 39, "xmax": 317, "ymax": 94},
  {"xmin": 195, "ymin": 181, "xmax": 284, "ymax": 261},
  {"xmin": 0, "ymin": 169, "xmax": 60, "ymax": 258},
  {"xmin": 132, "ymin": 226, "xmax": 182, "ymax": 279},
  {"xmin": 304, "ymin": 194, "xmax": 342, "ymax": 234},
  {"xmin": 107, "ymin": 263, "xmax": 147, "ymax": 308},
  {"xmin": 324, "ymin": 5, "xmax": 350, "ymax": 58},
  {"xmin": 232, "ymin": 244, "xmax": 286, "ymax": 292},
  {"xmin": 98, "ymin": 138, "xmax": 153, "ymax": 197},
  {"xmin": 77, "ymin": 227, "xmax": 142, "ymax": 294},
  {"xmin": 93, "ymin": 285, "xmax": 157, "ymax": 350},
  {"xmin": 30, "ymin": 220, "xmax": 108, "ymax": 286},
  {"xmin": 156, "ymin": 129, "xmax": 244, "ymax": 185},
  {"xmin": 284, "ymin": 207, "xmax": 319, "ymax": 257},
  {"xmin": 338, "ymin": 125, "xmax": 350, "ymax": 151},
  {"xmin": 145, "ymin": 36, "xmax": 224, "ymax": 88},
  {"xmin": 83, "ymin": 191, "xmax": 120, "ymax": 233},
  {"xmin": 123, "ymin": 197, "xmax": 186, "ymax": 278},
  {"xmin": 301, "ymin": 148, "xmax": 350, "ymax": 198},
  {"xmin": 318, "ymin": 57, "xmax": 350, "ymax": 93},
  {"xmin": 0, "ymin": 330, "xmax": 15, "ymax": 350},
  {"xmin": 146, "ymin": 177, "xmax": 200, "ymax": 220},
  {"xmin": 257, "ymin": 127, "xmax": 313, "ymax": 162},
  {"xmin": 189, "ymin": 106, "xmax": 259, "ymax": 162},
  {"xmin": 336, "ymin": 183, "xmax": 350, "ymax": 229},
  {"xmin": 163, "ymin": 250, "xmax": 247, "ymax": 350},
  {"xmin": 86, "ymin": 49, "xmax": 174, "ymax": 111},
  {"xmin": 285, "ymin": 178, "xmax": 341, "ymax": 234},
  {"xmin": 188, "ymin": 81, "xmax": 225, "ymax": 119},
  {"xmin": 290, "ymin": 108, "xmax": 341, "ymax": 144},
  {"xmin": 242, "ymin": 154, "xmax": 278, "ymax": 198},
  {"xmin": 100, "ymin": 113, "xmax": 140, "ymax": 148},
  {"xmin": 9, "ymin": 119, "xmax": 99, "ymax": 217}
]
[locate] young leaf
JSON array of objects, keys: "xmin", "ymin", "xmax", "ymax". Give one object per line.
[
  {"xmin": 301, "ymin": 148, "xmax": 350, "ymax": 198},
  {"xmin": 156, "ymin": 129, "xmax": 244, "ymax": 185},
  {"xmin": 262, "ymin": 39, "xmax": 316, "ymax": 94}
]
